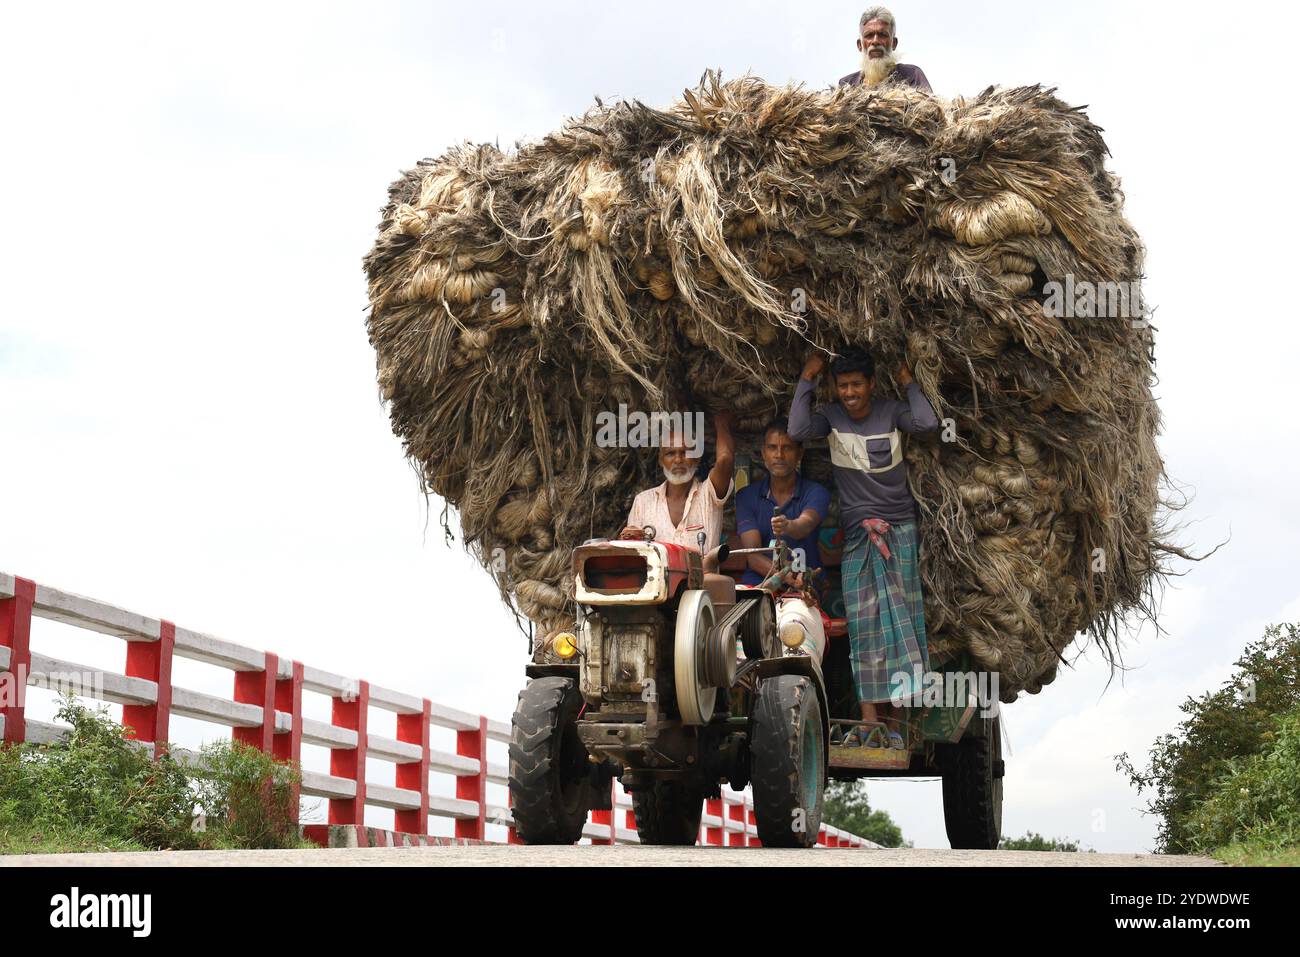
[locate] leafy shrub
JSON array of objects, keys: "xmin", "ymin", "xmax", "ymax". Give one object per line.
[
  {"xmin": 1182, "ymin": 704, "xmax": 1300, "ymax": 854},
  {"xmin": 999, "ymin": 831, "xmax": 1087, "ymax": 851},
  {"xmin": 1116, "ymin": 623, "xmax": 1300, "ymax": 854},
  {"xmin": 822, "ymin": 779, "xmax": 908, "ymax": 847},
  {"xmin": 0, "ymin": 693, "xmax": 309, "ymax": 853},
  {"xmin": 0, "ymin": 695, "xmax": 196, "ymax": 850},
  {"xmin": 191, "ymin": 738, "xmax": 302, "ymax": 849}
]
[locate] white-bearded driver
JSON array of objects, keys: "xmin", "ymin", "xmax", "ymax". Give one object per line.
[{"xmin": 620, "ymin": 412, "xmax": 736, "ymax": 551}]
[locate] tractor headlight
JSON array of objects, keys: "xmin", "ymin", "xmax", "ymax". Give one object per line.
[{"xmin": 551, "ymin": 632, "xmax": 579, "ymax": 659}]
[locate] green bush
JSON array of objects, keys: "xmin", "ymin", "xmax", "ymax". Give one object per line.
[
  {"xmin": 0, "ymin": 693, "xmax": 309, "ymax": 853},
  {"xmin": 1182, "ymin": 704, "xmax": 1300, "ymax": 854},
  {"xmin": 999, "ymin": 831, "xmax": 1087, "ymax": 851},
  {"xmin": 822, "ymin": 779, "xmax": 909, "ymax": 847},
  {"xmin": 191, "ymin": 737, "xmax": 302, "ymax": 849},
  {"xmin": 0, "ymin": 696, "xmax": 196, "ymax": 851},
  {"xmin": 1116, "ymin": 623, "xmax": 1300, "ymax": 854}
]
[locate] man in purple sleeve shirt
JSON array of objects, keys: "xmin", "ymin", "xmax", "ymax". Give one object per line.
[
  {"xmin": 788, "ymin": 348, "xmax": 939, "ymax": 749},
  {"xmin": 837, "ymin": 7, "xmax": 932, "ymax": 93}
]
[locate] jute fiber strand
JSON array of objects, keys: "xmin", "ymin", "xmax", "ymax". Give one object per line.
[{"xmin": 363, "ymin": 73, "xmax": 1185, "ymax": 702}]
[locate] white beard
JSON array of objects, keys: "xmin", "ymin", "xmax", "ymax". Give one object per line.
[
  {"xmin": 663, "ymin": 465, "xmax": 695, "ymax": 486},
  {"xmin": 860, "ymin": 48, "xmax": 898, "ymax": 87}
]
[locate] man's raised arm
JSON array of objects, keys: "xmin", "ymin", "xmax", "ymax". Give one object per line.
[
  {"xmin": 893, "ymin": 362, "xmax": 939, "ymax": 433},
  {"xmin": 788, "ymin": 352, "xmax": 832, "ymax": 442},
  {"xmin": 708, "ymin": 411, "xmax": 736, "ymax": 500}
]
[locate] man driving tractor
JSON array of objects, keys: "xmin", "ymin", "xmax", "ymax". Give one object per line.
[
  {"xmin": 788, "ymin": 348, "xmax": 939, "ymax": 749},
  {"xmin": 620, "ymin": 412, "xmax": 735, "ymax": 549},
  {"xmin": 734, "ymin": 420, "xmax": 832, "ymax": 668}
]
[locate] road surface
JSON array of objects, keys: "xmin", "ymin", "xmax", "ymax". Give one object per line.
[{"xmin": 1, "ymin": 846, "xmax": 1221, "ymax": 867}]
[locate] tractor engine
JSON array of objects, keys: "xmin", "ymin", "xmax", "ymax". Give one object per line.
[{"xmin": 569, "ymin": 539, "xmax": 742, "ymax": 784}]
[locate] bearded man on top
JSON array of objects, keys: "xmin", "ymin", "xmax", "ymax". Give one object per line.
[{"xmin": 838, "ymin": 6, "xmax": 933, "ymax": 92}]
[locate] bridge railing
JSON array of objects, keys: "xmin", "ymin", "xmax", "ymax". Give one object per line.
[{"xmin": 0, "ymin": 570, "xmax": 870, "ymax": 849}]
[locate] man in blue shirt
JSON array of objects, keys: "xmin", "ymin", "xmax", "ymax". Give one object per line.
[
  {"xmin": 735, "ymin": 420, "xmax": 832, "ymax": 586},
  {"xmin": 734, "ymin": 420, "xmax": 833, "ymax": 668}
]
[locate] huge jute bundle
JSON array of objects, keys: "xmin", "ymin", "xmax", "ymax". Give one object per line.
[{"xmin": 363, "ymin": 73, "xmax": 1184, "ymax": 702}]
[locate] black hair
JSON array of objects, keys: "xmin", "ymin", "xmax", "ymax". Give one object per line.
[
  {"xmin": 760, "ymin": 418, "xmax": 801, "ymax": 447},
  {"xmin": 831, "ymin": 348, "xmax": 876, "ymax": 379}
]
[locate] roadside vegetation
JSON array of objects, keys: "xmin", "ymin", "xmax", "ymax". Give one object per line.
[
  {"xmin": 1117, "ymin": 623, "xmax": 1300, "ymax": 866},
  {"xmin": 999, "ymin": 832, "xmax": 1091, "ymax": 852},
  {"xmin": 0, "ymin": 694, "xmax": 314, "ymax": 854},
  {"xmin": 822, "ymin": 779, "xmax": 909, "ymax": 847}
]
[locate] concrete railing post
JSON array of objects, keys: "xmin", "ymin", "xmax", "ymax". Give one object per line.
[
  {"xmin": 328, "ymin": 679, "xmax": 369, "ymax": 838},
  {"xmin": 0, "ymin": 576, "xmax": 35, "ymax": 744},
  {"xmin": 274, "ymin": 659, "xmax": 304, "ymax": 820},
  {"xmin": 233, "ymin": 651, "xmax": 278, "ymax": 753},
  {"xmin": 705, "ymin": 797, "xmax": 723, "ymax": 846},
  {"xmin": 394, "ymin": 698, "xmax": 431, "ymax": 836},
  {"xmin": 455, "ymin": 715, "xmax": 487, "ymax": 841},
  {"xmin": 122, "ymin": 619, "xmax": 175, "ymax": 758},
  {"xmin": 727, "ymin": 796, "xmax": 747, "ymax": 846}
]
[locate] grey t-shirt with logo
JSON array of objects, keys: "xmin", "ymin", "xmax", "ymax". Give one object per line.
[{"xmin": 787, "ymin": 377, "xmax": 939, "ymax": 526}]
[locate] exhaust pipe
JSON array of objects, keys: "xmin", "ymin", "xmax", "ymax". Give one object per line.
[{"xmin": 702, "ymin": 542, "xmax": 730, "ymax": 573}]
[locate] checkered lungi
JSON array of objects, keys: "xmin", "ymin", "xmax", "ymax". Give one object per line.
[{"xmin": 841, "ymin": 519, "xmax": 929, "ymax": 705}]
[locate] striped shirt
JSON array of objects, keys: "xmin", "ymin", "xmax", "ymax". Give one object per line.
[{"xmin": 788, "ymin": 377, "xmax": 939, "ymax": 525}]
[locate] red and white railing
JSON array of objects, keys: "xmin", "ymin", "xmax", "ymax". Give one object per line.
[{"xmin": 0, "ymin": 570, "xmax": 871, "ymax": 849}]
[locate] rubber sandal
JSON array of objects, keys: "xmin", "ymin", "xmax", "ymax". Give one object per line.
[
  {"xmin": 887, "ymin": 730, "xmax": 906, "ymax": 750},
  {"xmin": 842, "ymin": 725, "xmax": 889, "ymax": 749}
]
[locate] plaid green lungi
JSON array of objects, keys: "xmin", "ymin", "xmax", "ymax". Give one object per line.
[{"xmin": 842, "ymin": 519, "xmax": 929, "ymax": 705}]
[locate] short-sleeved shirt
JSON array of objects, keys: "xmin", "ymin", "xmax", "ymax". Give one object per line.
[
  {"xmin": 626, "ymin": 476, "xmax": 733, "ymax": 552},
  {"xmin": 734, "ymin": 473, "xmax": 832, "ymax": 586}
]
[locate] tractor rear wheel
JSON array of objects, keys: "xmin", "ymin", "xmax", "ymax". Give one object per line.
[
  {"xmin": 631, "ymin": 780, "xmax": 706, "ymax": 845},
  {"xmin": 750, "ymin": 674, "xmax": 825, "ymax": 848},
  {"xmin": 939, "ymin": 714, "xmax": 1004, "ymax": 849},
  {"xmin": 508, "ymin": 677, "xmax": 592, "ymax": 845}
]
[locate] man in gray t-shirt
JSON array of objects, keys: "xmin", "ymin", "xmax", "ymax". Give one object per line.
[
  {"xmin": 788, "ymin": 351, "xmax": 939, "ymax": 525},
  {"xmin": 788, "ymin": 348, "xmax": 938, "ymax": 748}
]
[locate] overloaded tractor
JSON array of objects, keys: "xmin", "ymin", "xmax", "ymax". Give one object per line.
[{"xmin": 508, "ymin": 531, "xmax": 1003, "ymax": 848}]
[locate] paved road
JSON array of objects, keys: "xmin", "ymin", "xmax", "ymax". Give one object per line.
[{"xmin": 1, "ymin": 846, "xmax": 1221, "ymax": 867}]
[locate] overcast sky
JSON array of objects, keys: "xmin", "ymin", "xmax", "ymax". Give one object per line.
[{"xmin": 4, "ymin": 0, "xmax": 1299, "ymax": 849}]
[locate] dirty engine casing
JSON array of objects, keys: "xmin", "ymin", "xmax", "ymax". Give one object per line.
[{"xmin": 570, "ymin": 541, "xmax": 746, "ymax": 790}]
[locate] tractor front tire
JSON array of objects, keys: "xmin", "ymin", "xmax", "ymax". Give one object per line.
[
  {"xmin": 508, "ymin": 677, "xmax": 592, "ymax": 845},
  {"xmin": 750, "ymin": 674, "xmax": 825, "ymax": 848},
  {"xmin": 632, "ymin": 781, "xmax": 706, "ymax": 845}
]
